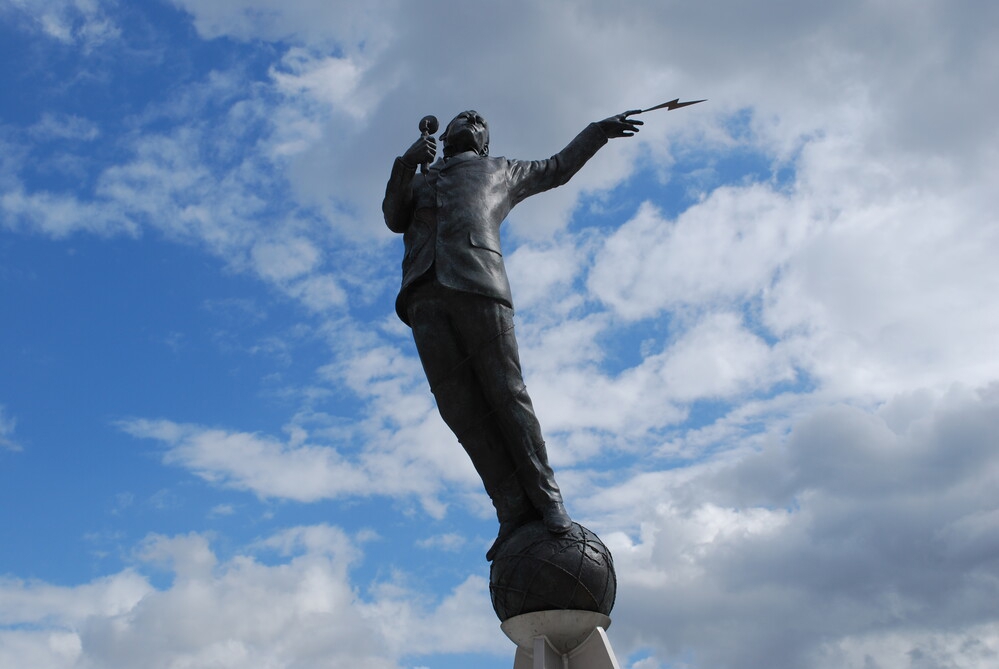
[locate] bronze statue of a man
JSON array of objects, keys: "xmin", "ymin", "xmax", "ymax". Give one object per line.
[{"xmin": 383, "ymin": 109, "xmax": 641, "ymax": 559}]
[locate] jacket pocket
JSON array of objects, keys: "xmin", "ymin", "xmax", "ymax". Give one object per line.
[{"xmin": 468, "ymin": 230, "xmax": 502, "ymax": 255}]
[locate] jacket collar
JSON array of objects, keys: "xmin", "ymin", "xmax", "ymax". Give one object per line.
[{"xmin": 433, "ymin": 150, "xmax": 482, "ymax": 171}]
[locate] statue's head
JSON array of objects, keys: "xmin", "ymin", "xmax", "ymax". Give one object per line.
[{"xmin": 441, "ymin": 110, "xmax": 489, "ymax": 157}]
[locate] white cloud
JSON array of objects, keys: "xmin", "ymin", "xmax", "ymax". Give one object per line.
[
  {"xmin": 209, "ymin": 503, "xmax": 236, "ymax": 517},
  {"xmin": 0, "ymin": 527, "xmax": 505, "ymax": 669},
  {"xmin": 0, "ymin": 630, "xmax": 82, "ymax": 669},
  {"xmin": 117, "ymin": 407, "xmax": 480, "ymax": 518},
  {"xmin": 416, "ymin": 532, "xmax": 466, "ymax": 553},
  {"xmin": 0, "ymin": 405, "xmax": 23, "ymax": 452},
  {"xmin": 28, "ymin": 113, "xmax": 100, "ymax": 142},
  {"xmin": 2, "ymin": 0, "xmax": 120, "ymax": 48},
  {"xmin": 589, "ymin": 190, "xmax": 808, "ymax": 320},
  {"xmin": 650, "ymin": 312, "xmax": 794, "ymax": 402},
  {"xmin": 271, "ymin": 49, "xmax": 372, "ymax": 120},
  {"xmin": 251, "ymin": 237, "xmax": 322, "ymax": 281},
  {"xmin": 0, "ymin": 66, "xmax": 380, "ymax": 317},
  {"xmin": 592, "ymin": 384, "xmax": 999, "ymax": 669},
  {"xmin": 511, "ymin": 309, "xmax": 792, "ymax": 461},
  {"xmin": 5, "ymin": 2, "xmax": 999, "ymax": 668},
  {"xmin": 168, "ymin": 0, "xmax": 392, "ymax": 49},
  {"xmin": 0, "ymin": 570, "xmax": 151, "ymax": 627},
  {"xmin": 119, "ymin": 419, "xmax": 375, "ymax": 502},
  {"xmin": 505, "ymin": 238, "xmax": 587, "ymax": 314},
  {"xmin": 285, "ymin": 274, "xmax": 347, "ymax": 311},
  {"xmin": 812, "ymin": 626, "xmax": 999, "ymax": 669},
  {"xmin": 0, "ymin": 186, "xmax": 137, "ymax": 238},
  {"xmin": 587, "ymin": 128, "xmax": 999, "ymax": 400}
]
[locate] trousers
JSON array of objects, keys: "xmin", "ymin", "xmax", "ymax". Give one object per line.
[{"xmin": 405, "ymin": 279, "xmax": 563, "ymax": 522}]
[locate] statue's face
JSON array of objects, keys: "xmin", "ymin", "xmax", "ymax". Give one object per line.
[{"xmin": 442, "ymin": 110, "xmax": 489, "ymax": 156}]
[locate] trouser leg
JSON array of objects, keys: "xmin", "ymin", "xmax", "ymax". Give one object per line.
[
  {"xmin": 406, "ymin": 283, "xmax": 568, "ymax": 534},
  {"xmin": 450, "ymin": 297, "xmax": 564, "ymax": 512},
  {"xmin": 431, "ymin": 374, "xmax": 536, "ymax": 525},
  {"xmin": 407, "ymin": 288, "xmax": 535, "ymax": 525}
]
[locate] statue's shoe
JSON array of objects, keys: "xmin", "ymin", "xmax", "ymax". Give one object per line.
[
  {"xmin": 485, "ymin": 504, "xmax": 573, "ymax": 561},
  {"xmin": 542, "ymin": 502, "xmax": 572, "ymax": 534}
]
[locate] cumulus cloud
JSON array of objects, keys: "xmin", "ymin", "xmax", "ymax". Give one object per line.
[
  {"xmin": 520, "ymin": 309, "xmax": 793, "ymax": 448},
  {"xmin": 0, "ymin": 526, "xmax": 504, "ymax": 669},
  {"xmin": 117, "ymin": 405, "xmax": 480, "ymax": 517},
  {"xmin": 119, "ymin": 418, "xmax": 375, "ymax": 502},
  {"xmin": 584, "ymin": 132, "xmax": 999, "ymax": 401},
  {"xmin": 589, "ymin": 385, "xmax": 999, "ymax": 669},
  {"xmin": 250, "ymin": 237, "xmax": 322, "ymax": 281},
  {"xmin": 4, "ymin": 1, "xmax": 999, "ymax": 668},
  {"xmin": 271, "ymin": 49, "xmax": 376, "ymax": 120},
  {"xmin": 0, "ymin": 64, "xmax": 366, "ymax": 315},
  {"xmin": 589, "ymin": 192, "xmax": 808, "ymax": 320}
]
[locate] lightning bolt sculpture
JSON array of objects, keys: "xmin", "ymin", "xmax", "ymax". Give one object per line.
[{"xmin": 635, "ymin": 98, "xmax": 707, "ymax": 114}]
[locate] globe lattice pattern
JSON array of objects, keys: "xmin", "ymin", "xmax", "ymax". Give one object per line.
[{"xmin": 489, "ymin": 521, "xmax": 616, "ymax": 622}]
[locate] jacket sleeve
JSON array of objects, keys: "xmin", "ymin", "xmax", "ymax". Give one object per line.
[
  {"xmin": 507, "ymin": 123, "xmax": 609, "ymax": 206},
  {"xmin": 382, "ymin": 157, "xmax": 416, "ymax": 233}
]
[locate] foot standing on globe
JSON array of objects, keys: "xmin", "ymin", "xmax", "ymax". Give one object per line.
[
  {"xmin": 383, "ymin": 108, "xmax": 642, "ymax": 560},
  {"xmin": 489, "ymin": 521, "xmax": 616, "ymax": 621}
]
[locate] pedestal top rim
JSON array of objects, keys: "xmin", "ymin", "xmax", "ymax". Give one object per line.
[{"xmin": 500, "ymin": 610, "xmax": 612, "ymax": 653}]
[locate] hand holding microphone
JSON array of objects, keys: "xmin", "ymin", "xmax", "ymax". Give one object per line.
[
  {"xmin": 419, "ymin": 115, "xmax": 439, "ymax": 173},
  {"xmin": 401, "ymin": 115, "xmax": 438, "ymax": 173}
]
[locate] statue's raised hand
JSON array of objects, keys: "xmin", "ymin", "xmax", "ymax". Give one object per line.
[
  {"xmin": 400, "ymin": 135, "xmax": 437, "ymax": 168},
  {"xmin": 597, "ymin": 111, "xmax": 643, "ymax": 138}
]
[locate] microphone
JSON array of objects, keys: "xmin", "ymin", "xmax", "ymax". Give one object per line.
[{"xmin": 418, "ymin": 115, "xmax": 438, "ymax": 174}]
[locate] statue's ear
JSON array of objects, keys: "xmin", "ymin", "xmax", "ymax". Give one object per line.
[{"xmin": 480, "ymin": 143, "xmax": 489, "ymax": 157}]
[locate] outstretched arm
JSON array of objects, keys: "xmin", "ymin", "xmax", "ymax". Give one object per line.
[{"xmin": 508, "ymin": 111, "xmax": 643, "ymax": 204}]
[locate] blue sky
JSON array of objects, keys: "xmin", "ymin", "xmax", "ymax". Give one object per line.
[{"xmin": 2, "ymin": 1, "xmax": 999, "ymax": 668}]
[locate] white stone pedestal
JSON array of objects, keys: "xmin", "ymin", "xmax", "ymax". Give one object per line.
[{"xmin": 500, "ymin": 611, "xmax": 621, "ymax": 669}]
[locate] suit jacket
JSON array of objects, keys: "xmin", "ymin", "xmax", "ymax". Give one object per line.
[{"xmin": 383, "ymin": 122, "xmax": 608, "ymax": 325}]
